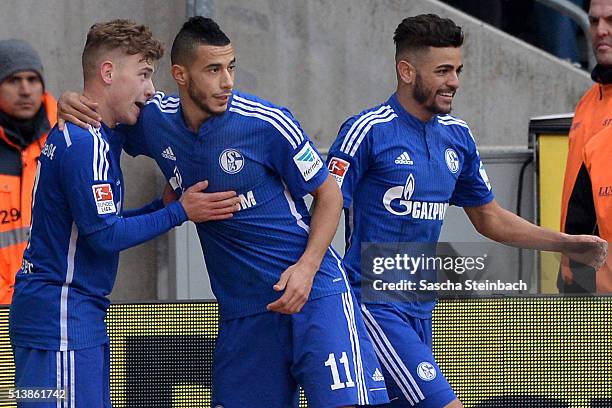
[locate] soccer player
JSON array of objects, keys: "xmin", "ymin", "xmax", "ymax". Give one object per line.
[
  {"xmin": 59, "ymin": 17, "xmax": 388, "ymax": 408},
  {"xmin": 9, "ymin": 20, "xmax": 239, "ymax": 408},
  {"xmin": 326, "ymin": 14, "xmax": 607, "ymax": 408}
]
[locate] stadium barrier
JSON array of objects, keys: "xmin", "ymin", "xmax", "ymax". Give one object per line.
[{"xmin": 0, "ymin": 297, "xmax": 609, "ymax": 407}]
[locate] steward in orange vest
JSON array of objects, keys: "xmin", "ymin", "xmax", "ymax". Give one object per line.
[
  {"xmin": 560, "ymin": 65, "xmax": 612, "ymax": 293},
  {"xmin": 0, "ymin": 39, "xmax": 56, "ymax": 303}
]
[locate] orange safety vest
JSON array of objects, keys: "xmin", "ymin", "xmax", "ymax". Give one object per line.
[
  {"xmin": 0, "ymin": 92, "xmax": 56, "ymax": 304},
  {"xmin": 560, "ymin": 83, "xmax": 612, "ymax": 293},
  {"xmin": 580, "ymin": 128, "xmax": 612, "ymax": 293}
]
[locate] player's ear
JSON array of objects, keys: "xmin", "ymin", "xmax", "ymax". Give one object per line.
[
  {"xmin": 100, "ymin": 61, "xmax": 114, "ymax": 85},
  {"xmin": 172, "ymin": 64, "xmax": 188, "ymax": 86},
  {"xmin": 397, "ymin": 60, "xmax": 416, "ymax": 85}
]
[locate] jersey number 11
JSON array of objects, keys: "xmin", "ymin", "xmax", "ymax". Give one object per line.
[{"xmin": 325, "ymin": 352, "xmax": 355, "ymax": 390}]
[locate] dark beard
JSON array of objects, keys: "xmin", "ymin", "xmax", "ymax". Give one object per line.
[
  {"xmin": 413, "ymin": 73, "xmax": 451, "ymax": 115},
  {"xmin": 186, "ymin": 80, "xmax": 218, "ymax": 117}
]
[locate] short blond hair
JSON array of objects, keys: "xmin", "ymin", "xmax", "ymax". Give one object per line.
[{"xmin": 82, "ymin": 19, "xmax": 164, "ymax": 80}]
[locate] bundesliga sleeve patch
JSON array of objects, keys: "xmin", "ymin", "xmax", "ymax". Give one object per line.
[
  {"xmin": 92, "ymin": 183, "xmax": 116, "ymax": 215},
  {"xmin": 293, "ymin": 142, "xmax": 323, "ymax": 181},
  {"xmin": 327, "ymin": 157, "xmax": 350, "ymax": 187}
]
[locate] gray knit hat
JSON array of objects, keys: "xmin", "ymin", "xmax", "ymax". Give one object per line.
[{"xmin": 0, "ymin": 39, "xmax": 44, "ymax": 85}]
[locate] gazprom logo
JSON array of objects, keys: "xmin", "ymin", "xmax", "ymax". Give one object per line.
[
  {"xmin": 383, "ymin": 173, "xmax": 448, "ymax": 220},
  {"xmin": 169, "ymin": 166, "xmax": 183, "ymax": 192}
]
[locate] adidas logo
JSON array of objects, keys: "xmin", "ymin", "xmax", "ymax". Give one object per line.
[
  {"xmin": 395, "ymin": 152, "xmax": 413, "ymax": 165},
  {"xmin": 372, "ymin": 368, "xmax": 385, "ymax": 382},
  {"xmin": 162, "ymin": 146, "xmax": 176, "ymax": 161}
]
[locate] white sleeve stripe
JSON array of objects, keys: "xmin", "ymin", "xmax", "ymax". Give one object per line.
[
  {"xmin": 361, "ymin": 305, "xmax": 424, "ymax": 404},
  {"xmin": 149, "ymin": 92, "xmax": 179, "ymax": 105},
  {"xmin": 98, "ymin": 138, "xmax": 106, "ymax": 180},
  {"xmin": 161, "ymin": 94, "xmax": 180, "ymax": 102},
  {"xmin": 147, "ymin": 91, "xmax": 180, "ymax": 109},
  {"xmin": 348, "ymin": 113, "xmax": 398, "ymax": 157},
  {"xmin": 341, "ymin": 292, "xmax": 369, "ymax": 404},
  {"xmin": 153, "ymin": 100, "xmax": 180, "ymax": 108},
  {"xmin": 102, "ymin": 140, "xmax": 110, "ymax": 180},
  {"xmin": 92, "ymin": 129, "xmax": 99, "ymax": 180},
  {"xmin": 437, "ymin": 114, "xmax": 467, "ymax": 124},
  {"xmin": 70, "ymin": 350, "xmax": 75, "ymax": 408},
  {"xmin": 89, "ymin": 127, "xmax": 110, "ymax": 181},
  {"xmin": 340, "ymin": 106, "xmax": 389, "ymax": 151},
  {"xmin": 150, "ymin": 91, "xmax": 180, "ymax": 103},
  {"xmin": 437, "ymin": 118, "xmax": 477, "ymax": 143},
  {"xmin": 231, "ymin": 99, "xmax": 303, "ymax": 146},
  {"xmin": 55, "ymin": 352, "xmax": 61, "ymax": 408},
  {"xmin": 104, "ymin": 139, "xmax": 110, "ymax": 180},
  {"xmin": 232, "ymin": 95, "xmax": 304, "ymax": 145},
  {"xmin": 62, "ymin": 351, "xmax": 68, "ymax": 398},
  {"xmin": 232, "ymin": 95, "xmax": 303, "ymax": 137},
  {"xmin": 60, "ymin": 224, "xmax": 78, "ymax": 351},
  {"xmin": 467, "ymin": 129, "xmax": 477, "ymax": 143},
  {"xmin": 282, "ymin": 183, "xmax": 310, "ymax": 231},
  {"xmin": 437, "ymin": 119, "xmax": 470, "ymax": 129},
  {"xmin": 229, "ymin": 106, "xmax": 300, "ymax": 149},
  {"xmin": 97, "ymin": 136, "xmax": 105, "ymax": 181},
  {"xmin": 438, "ymin": 114, "xmax": 465, "ymax": 120},
  {"xmin": 340, "ymin": 106, "xmax": 393, "ymax": 153},
  {"xmin": 147, "ymin": 98, "xmax": 179, "ymax": 113},
  {"xmin": 148, "ymin": 96, "xmax": 180, "ymax": 108},
  {"xmin": 62, "ymin": 127, "xmax": 72, "ymax": 147}
]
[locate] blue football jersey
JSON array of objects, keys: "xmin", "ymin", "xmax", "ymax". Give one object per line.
[
  {"xmin": 10, "ymin": 124, "xmax": 125, "ymax": 350},
  {"xmin": 120, "ymin": 91, "xmax": 348, "ymax": 319},
  {"xmin": 327, "ymin": 93, "xmax": 494, "ymax": 318}
]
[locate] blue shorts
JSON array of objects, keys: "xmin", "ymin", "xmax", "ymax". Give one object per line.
[
  {"xmin": 13, "ymin": 343, "xmax": 111, "ymax": 408},
  {"xmin": 360, "ymin": 304, "xmax": 457, "ymax": 407},
  {"xmin": 212, "ymin": 292, "xmax": 389, "ymax": 408}
]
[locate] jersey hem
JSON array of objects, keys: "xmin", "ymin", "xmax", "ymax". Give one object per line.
[
  {"xmin": 219, "ymin": 286, "xmax": 348, "ymax": 321},
  {"xmin": 451, "ymin": 193, "xmax": 494, "ymax": 208},
  {"xmin": 360, "ymin": 300, "xmax": 436, "ymax": 319},
  {"xmin": 10, "ymin": 336, "xmax": 109, "ymax": 351}
]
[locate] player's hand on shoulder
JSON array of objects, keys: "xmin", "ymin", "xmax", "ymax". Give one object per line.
[
  {"xmin": 179, "ymin": 180, "xmax": 241, "ymax": 222},
  {"xmin": 57, "ymin": 91, "xmax": 101, "ymax": 131},
  {"xmin": 563, "ymin": 234, "xmax": 608, "ymax": 271},
  {"xmin": 267, "ymin": 260, "xmax": 318, "ymax": 315}
]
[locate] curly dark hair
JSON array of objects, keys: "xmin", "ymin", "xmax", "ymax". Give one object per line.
[{"xmin": 394, "ymin": 14, "xmax": 464, "ymax": 57}]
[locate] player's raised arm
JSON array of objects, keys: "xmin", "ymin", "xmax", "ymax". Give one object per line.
[
  {"xmin": 464, "ymin": 200, "xmax": 608, "ymax": 270},
  {"xmin": 58, "ymin": 87, "xmax": 242, "ymax": 222},
  {"xmin": 82, "ymin": 179, "xmax": 240, "ymax": 254}
]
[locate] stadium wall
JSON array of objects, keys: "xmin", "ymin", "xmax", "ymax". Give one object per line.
[
  {"xmin": 0, "ymin": 0, "xmax": 185, "ymax": 301},
  {"xmin": 0, "ymin": 0, "xmax": 591, "ymax": 300}
]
